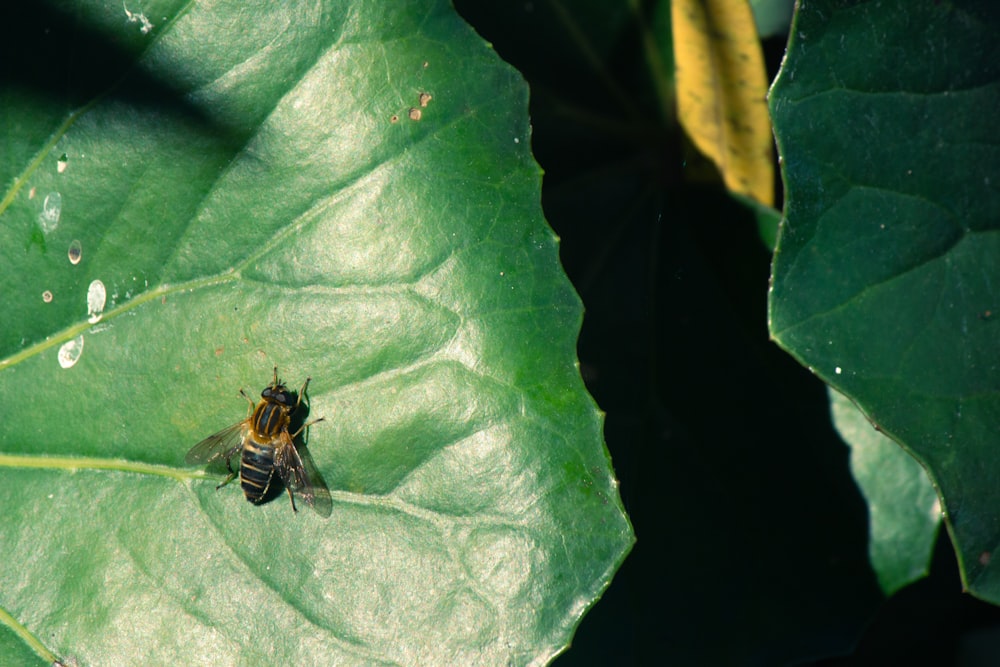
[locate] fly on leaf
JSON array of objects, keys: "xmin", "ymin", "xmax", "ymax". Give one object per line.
[{"xmin": 186, "ymin": 367, "xmax": 332, "ymax": 517}]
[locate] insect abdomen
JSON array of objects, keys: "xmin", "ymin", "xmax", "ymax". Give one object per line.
[{"xmin": 240, "ymin": 439, "xmax": 277, "ymax": 504}]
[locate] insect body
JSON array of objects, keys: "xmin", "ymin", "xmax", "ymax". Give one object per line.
[{"xmin": 186, "ymin": 367, "xmax": 332, "ymax": 517}]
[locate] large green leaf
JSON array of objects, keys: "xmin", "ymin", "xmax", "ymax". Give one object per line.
[
  {"xmin": 769, "ymin": 0, "xmax": 1000, "ymax": 601},
  {"xmin": 0, "ymin": 1, "xmax": 633, "ymax": 663}
]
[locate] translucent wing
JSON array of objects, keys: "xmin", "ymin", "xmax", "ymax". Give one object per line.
[
  {"xmin": 274, "ymin": 432, "xmax": 333, "ymax": 518},
  {"xmin": 185, "ymin": 421, "xmax": 249, "ymax": 473}
]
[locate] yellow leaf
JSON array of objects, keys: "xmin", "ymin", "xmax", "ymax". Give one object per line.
[{"xmin": 672, "ymin": 0, "xmax": 774, "ymax": 206}]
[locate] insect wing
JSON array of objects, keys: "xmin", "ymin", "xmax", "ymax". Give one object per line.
[
  {"xmin": 275, "ymin": 433, "xmax": 333, "ymax": 517},
  {"xmin": 185, "ymin": 421, "xmax": 248, "ymax": 471}
]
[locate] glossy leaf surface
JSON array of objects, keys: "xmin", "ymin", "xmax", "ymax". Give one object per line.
[{"xmin": 0, "ymin": 1, "xmax": 633, "ymax": 663}]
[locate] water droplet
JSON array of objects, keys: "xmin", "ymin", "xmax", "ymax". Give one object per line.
[
  {"xmin": 58, "ymin": 336, "xmax": 84, "ymax": 369},
  {"xmin": 39, "ymin": 192, "xmax": 62, "ymax": 233},
  {"xmin": 42, "ymin": 290, "xmax": 53, "ymax": 303},
  {"xmin": 87, "ymin": 279, "xmax": 106, "ymax": 323},
  {"xmin": 68, "ymin": 240, "xmax": 82, "ymax": 265}
]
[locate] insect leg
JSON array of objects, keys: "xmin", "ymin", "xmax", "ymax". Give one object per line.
[
  {"xmin": 239, "ymin": 388, "xmax": 255, "ymax": 414},
  {"xmin": 216, "ymin": 449, "xmax": 238, "ymax": 490},
  {"xmin": 216, "ymin": 471, "xmax": 237, "ymax": 491},
  {"xmin": 220, "ymin": 448, "xmax": 241, "ymax": 480},
  {"xmin": 286, "ymin": 486, "xmax": 299, "ymax": 513},
  {"xmin": 294, "ymin": 377, "xmax": 313, "ymax": 410},
  {"xmin": 290, "ymin": 417, "xmax": 325, "ymax": 440}
]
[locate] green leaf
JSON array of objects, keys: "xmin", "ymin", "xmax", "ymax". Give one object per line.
[
  {"xmin": 829, "ymin": 388, "xmax": 940, "ymax": 596},
  {"xmin": 0, "ymin": 1, "xmax": 633, "ymax": 663},
  {"xmin": 769, "ymin": 0, "xmax": 1000, "ymax": 601}
]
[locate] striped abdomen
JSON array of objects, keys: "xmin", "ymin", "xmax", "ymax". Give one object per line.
[{"xmin": 240, "ymin": 437, "xmax": 278, "ymax": 504}]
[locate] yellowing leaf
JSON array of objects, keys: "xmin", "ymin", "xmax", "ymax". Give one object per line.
[{"xmin": 672, "ymin": 0, "xmax": 774, "ymax": 206}]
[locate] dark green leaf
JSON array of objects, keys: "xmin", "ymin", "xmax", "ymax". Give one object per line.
[
  {"xmin": 0, "ymin": 1, "xmax": 632, "ymax": 663},
  {"xmin": 770, "ymin": 0, "xmax": 1000, "ymax": 601}
]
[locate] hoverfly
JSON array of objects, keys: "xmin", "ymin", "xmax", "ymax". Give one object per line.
[{"xmin": 186, "ymin": 367, "xmax": 332, "ymax": 517}]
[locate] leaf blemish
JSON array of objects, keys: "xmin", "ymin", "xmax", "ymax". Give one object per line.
[
  {"xmin": 39, "ymin": 192, "xmax": 62, "ymax": 233},
  {"xmin": 57, "ymin": 336, "xmax": 84, "ymax": 369},
  {"xmin": 87, "ymin": 279, "xmax": 106, "ymax": 323},
  {"xmin": 123, "ymin": 1, "xmax": 154, "ymax": 34}
]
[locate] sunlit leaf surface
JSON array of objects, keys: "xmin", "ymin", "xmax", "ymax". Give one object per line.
[{"xmin": 0, "ymin": 1, "xmax": 633, "ymax": 663}]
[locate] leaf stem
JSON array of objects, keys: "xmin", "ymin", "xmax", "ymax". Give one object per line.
[
  {"xmin": 0, "ymin": 453, "xmax": 205, "ymax": 482},
  {"xmin": 0, "ymin": 602, "xmax": 58, "ymax": 664},
  {"xmin": 0, "ymin": 271, "xmax": 238, "ymax": 372},
  {"xmin": 0, "ymin": 110, "xmax": 84, "ymax": 218}
]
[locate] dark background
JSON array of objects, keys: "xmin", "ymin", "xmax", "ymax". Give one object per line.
[{"xmin": 451, "ymin": 2, "xmax": 1000, "ymax": 665}]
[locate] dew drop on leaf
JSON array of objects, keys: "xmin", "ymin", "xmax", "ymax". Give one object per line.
[{"xmin": 68, "ymin": 239, "xmax": 82, "ymax": 265}]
